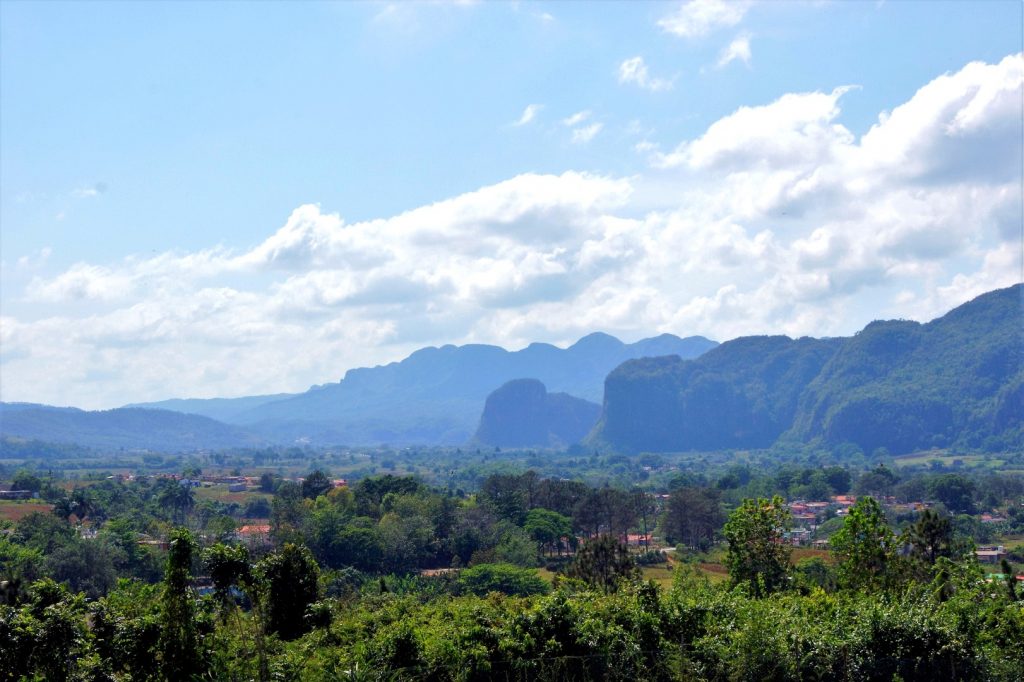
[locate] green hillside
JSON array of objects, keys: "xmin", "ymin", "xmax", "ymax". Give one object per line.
[{"xmin": 592, "ymin": 284, "xmax": 1022, "ymax": 454}]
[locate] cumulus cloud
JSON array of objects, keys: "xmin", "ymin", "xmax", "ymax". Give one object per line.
[
  {"xmin": 27, "ymin": 263, "xmax": 136, "ymax": 303},
  {"xmin": 716, "ymin": 34, "xmax": 751, "ymax": 68},
  {"xmin": 658, "ymin": 0, "xmax": 750, "ymax": 38},
  {"xmin": 618, "ymin": 56, "xmax": 674, "ymax": 91},
  {"xmin": 512, "ymin": 103, "xmax": 542, "ymax": 126},
  {"xmin": 4, "ymin": 54, "xmax": 1021, "ymax": 408}
]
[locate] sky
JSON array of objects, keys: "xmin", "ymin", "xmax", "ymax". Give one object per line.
[{"xmin": 1, "ymin": 0, "xmax": 1022, "ymax": 409}]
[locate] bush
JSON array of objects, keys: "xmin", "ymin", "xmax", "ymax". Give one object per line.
[
  {"xmin": 458, "ymin": 563, "xmax": 550, "ymax": 597},
  {"xmin": 636, "ymin": 549, "xmax": 667, "ymax": 566}
]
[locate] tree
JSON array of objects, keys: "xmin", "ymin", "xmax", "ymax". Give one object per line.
[
  {"xmin": 524, "ymin": 508, "xmax": 572, "ymax": 557},
  {"xmin": 256, "ymin": 543, "xmax": 320, "ymax": 640},
  {"xmin": 70, "ymin": 488, "xmax": 97, "ymax": 523},
  {"xmin": 822, "ymin": 466, "xmax": 852, "ymax": 494},
  {"xmin": 662, "ymin": 486, "xmax": 724, "ymax": 550},
  {"xmin": 159, "ymin": 528, "xmax": 205, "ymax": 680},
  {"xmin": 458, "ymin": 563, "xmax": 550, "ymax": 597},
  {"xmin": 479, "ymin": 473, "xmax": 528, "ymax": 525},
  {"xmin": 258, "ymin": 472, "xmax": 277, "ymax": 494},
  {"xmin": 301, "ymin": 470, "xmax": 333, "ymax": 500},
  {"xmin": 928, "ymin": 474, "xmax": 976, "ymax": 514},
  {"xmin": 565, "ymin": 534, "xmax": 639, "ymax": 593},
  {"xmin": 321, "ymin": 527, "xmax": 383, "ymax": 572},
  {"xmin": 829, "ymin": 496, "xmax": 895, "ymax": 591},
  {"xmin": 722, "ymin": 496, "xmax": 791, "ymax": 597},
  {"xmin": 854, "ymin": 465, "xmax": 896, "ymax": 498},
  {"xmin": 11, "ymin": 469, "xmax": 42, "ymax": 493},
  {"xmin": 905, "ymin": 508, "xmax": 953, "ymax": 566},
  {"xmin": 270, "ymin": 481, "xmax": 308, "ymax": 546},
  {"xmin": 45, "ymin": 536, "xmax": 118, "ymax": 599},
  {"xmin": 204, "ymin": 543, "xmax": 250, "ymax": 617},
  {"xmin": 157, "ymin": 481, "xmax": 194, "ymax": 525}
]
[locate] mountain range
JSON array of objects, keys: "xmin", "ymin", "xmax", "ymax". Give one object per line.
[
  {"xmin": 589, "ymin": 284, "xmax": 1022, "ymax": 454},
  {"xmin": 3, "ymin": 285, "xmax": 1019, "ymax": 454},
  {"xmin": 1, "ymin": 333, "xmax": 716, "ymax": 449}
]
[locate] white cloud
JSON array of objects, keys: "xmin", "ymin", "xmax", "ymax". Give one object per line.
[
  {"xmin": 571, "ymin": 123, "xmax": 603, "ymax": 144},
  {"xmin": 716, "ymin": 34, "xmax": 751, "ymax": 68},
  {"xmin": 27, "ymin": 263, "xmax": 137, "ymax": 303},
  {"xmin": 512, "ymin": 103, "xmax": 542, "ymax": 126},
  {"xmin": 71, "ymin": 182, "xmax": 107, "ymax": 199},
  {"xmin": 562, "ymin": 110, "xmax": 591, "ymax": 127},
  {"xmin": 652, "ymin": 85, "xmax": 855, "ymax": 171},
  {"xmin": 618, "ymin": 56, "xmax": 675, "ymax": 91},
  {"xmin": 4, "ymin": 54, "xmax": 1021, "ymax": 408},
  {"xmin": 658, "ymin": 0, "xmax": 750, "ymax": 38}
]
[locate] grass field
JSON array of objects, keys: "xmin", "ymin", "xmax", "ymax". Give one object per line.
[
  {"xmin": 892, "ymin": 453, "xmax": 1004, "ymax": 469},
  {"xmin": 0, "ymin": 500, "xmax": 53, "ymax": 522},
  {"xmin": 193, "ymin": 487, "xmax": 272, "ymax": 505}
]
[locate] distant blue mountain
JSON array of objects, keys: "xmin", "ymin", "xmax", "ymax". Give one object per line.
[
  {"xmin": 123, "ymin": 394, "xmax": 293, "ymax": 423},
  {"xmin": 0, "ymin": 406, "xmax": 264, "ymax": 451},
  {"xmin": 132, "ymin": 332, "xmax": 718, "ymax": 446}
]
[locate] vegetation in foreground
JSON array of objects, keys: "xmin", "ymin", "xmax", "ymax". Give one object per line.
[{"xmin": 1, "ymin": 461, "xmax": 1022, "ymax": 681}]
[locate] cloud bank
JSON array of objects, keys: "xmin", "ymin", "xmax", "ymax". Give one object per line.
[{"xmin": 3, "ymin": 55, "xmax": 1021, "ymax": 408}]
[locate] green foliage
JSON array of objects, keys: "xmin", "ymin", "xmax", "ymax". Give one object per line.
[
  {"xmin": 159, "ymin": 528, "xmax": 206, "ymax": 680},
  {"xmin": 929, "ymin": 474, "xmax": 977, "ymax": 514},
  {"xmin": 905, "ymin": 508, "xmax": 955, "ymax": 566},
  {"xmin": 523, "ymin": 508, "xmax": 572, "ymax": 557},
  {"xmin": 830, "ymin": 496, "xmax": 896, "ymax": 591},
  {"xmin": 458, "ymin": 563, "xmax": 550, "ymax": 597},
  {"xmin": 723, "ymin": 496, "xmax": 792, "ymax": 597},
  {"xmin": 595, "ymin": 284, "xmax": 1023, "ymax": 454},
  {"xmin": 301, "ymin": 469, "xmax": 333, "ymax": 499},
  {"xmin": 565, "ymin": 534, "xmax": 640, "ymax": 593},
  {"xmin": 256, "ymin": 543, "xmax": 320, "ymax": 640},
  {"xmin": 11, "ymin": 469, "xmax": 43, "ymax": 493},
  {"xmin": 662, "ymin": 485, "xmax": 724, "ymax": 549},
  {"xmin": 203, "ymin": 543, "xmax": 250, "ymax": 615},
  {"xmin": 92, "ymin": 579, "xmax": 162, "ymax": 681}
]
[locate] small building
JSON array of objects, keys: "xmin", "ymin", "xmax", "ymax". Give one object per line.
[
  {"xmin": 625, "ymin": 533, "xmax": 653, "ymax": 547},
  {"xmin": 237, "ymin": 524, "xmax": 272, "ymax": 549},
  {"xmin": 0, "ymin": 490, "xmax": 33, "ymax": 500},
  {"xmin": 975, "ymin": 545, "xmax": 1008, "ymax": 564},
  {"xmin": 227, "ymin": 483, "xmax": 247, "ymax": 493}
]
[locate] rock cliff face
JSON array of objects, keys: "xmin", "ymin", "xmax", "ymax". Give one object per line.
[
  {"xmin": 591, "ymin": 284, "xmax": 1023, "ymax": 454},
  {"xmin": 593, "ymin": 337, "xmax": 842, "ymax": 452},
  {"xmin": 474, "ymin": 379, "xmax": 601, "ymax": 448}
]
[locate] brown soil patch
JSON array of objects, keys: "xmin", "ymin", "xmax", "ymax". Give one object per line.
[{"xmin": 0, "ymin": 502, "xmax": 53, "ymax": 522}]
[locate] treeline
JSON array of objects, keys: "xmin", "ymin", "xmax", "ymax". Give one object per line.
[
  {"xmin": 3, "ymin": 464, "xmax": 1024, "ymax": 602},
  {"xmin": 2, "ymin": 492, "xmax": 1022, "ymax": 680}
]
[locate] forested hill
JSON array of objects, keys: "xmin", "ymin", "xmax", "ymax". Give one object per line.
[
  {"xmin": 133, "ymin": 332, "xmax": 716, "ymax": 446},
  {"xmin": 473, "ymin": 379, "xmax": 601, "ymax": 448},
  {"xmin": 591, "ymin": 284, "xmax": 1023, "ymax": 454},
  {"xmin": 0, "ymin": 406, "xmax": 264, "ymax": 451}
]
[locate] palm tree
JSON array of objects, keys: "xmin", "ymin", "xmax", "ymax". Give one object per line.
[{"xmin": 158, "ymin": 481, "xmax": 195, "ymax": 524}]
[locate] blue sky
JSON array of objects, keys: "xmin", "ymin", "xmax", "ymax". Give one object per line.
[{"xmin": 1, "ymin": 0, "xmax": 1022, "ymax": 408}]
